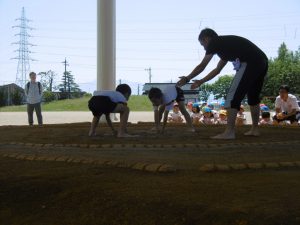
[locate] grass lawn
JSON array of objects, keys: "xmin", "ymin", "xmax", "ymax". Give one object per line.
[{"xmin": 0, "ymin": 95, "xmax": 153, "ymax": 112}]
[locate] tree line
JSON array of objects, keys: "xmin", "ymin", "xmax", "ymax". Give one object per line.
[{"xmin": 0, "ymin": 70, "xmax": 82, "ymax": 106}]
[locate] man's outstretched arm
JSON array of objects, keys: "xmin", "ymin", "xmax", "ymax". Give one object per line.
[
  {"xmin": 191, "ymin": 59, "xmax": 227, "ymax": 89},
  {"xmin": 177, "ymin": 54, "xmax": 213, "ymax": 87}
]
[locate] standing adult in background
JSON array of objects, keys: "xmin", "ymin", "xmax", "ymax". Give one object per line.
[
  {"xmin": 177, "ymin": 28, "xmax": 268, "ymax": 139},
  {"xmin": 25, "ymin": 72, "xmax": 43, "ymax": 126}
]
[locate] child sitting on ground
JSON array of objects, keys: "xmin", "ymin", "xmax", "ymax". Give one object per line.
[
  {"xmin": 236, "ymin": 105, "xmax": 247, "ymax": 126},
  {"xmin": 148, "ymin": 85, "xmax": 194, "ymax": 133},
  {"xmin": 215, "ymin": 110, "xmax": 227, "ymax": 125},
  {"xmin": 186, "ymin": 101, "xmax": 193, "ymax": 116},
  {"xmin": 259, "ymin": 111, "xmax": 272, "ymax": 125},
  {"xmin": 190, "ymin": 103, "xmax": 202, "ymax": 124},
  {"xmin": 207, "ymin": 103, "xmax": 219, "ymax": 122},
  {"xmin": 168, "ymin": 103, "xmax": 183, "ymax": 123},
  {"xmin": 88, "ymin": 84, "xmax": 135, "ymax": 138},
  {"xmin": 200, "ymin": 107, "xmax": 215, "ymax": 125}
]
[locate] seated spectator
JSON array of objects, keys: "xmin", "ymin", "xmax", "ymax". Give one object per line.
[
  {"xmin": 191, "ymin": 103, "xmax": 202, "ymax": 124},
  {"xmin": 186, "ymin": 101, "xmax": 194, "ymax": 116},
  {"xmin": 168, "ymin": 103, "xmax": 183, "ymax": 123},
  {"xmin": 200, "ymin": 107, "xmax": 215, "ymax": 125},
  {"xmin": 215, "ymin": 110, "xmax": 227, "ymax": 125},
  {"xmin": 236, "ymin": 105, "xmax": 247, "ymax": 126},
  {"xmin": 207, "ymin": 103, "xmax": 219, "ymax": 122},
  {"xmin": 260, "ymin": 105, "xmax": 269, "ymax": 113},
  {"xmin": 219, "ymin": 101, "xmax": 225, "ymax": 110},
  {"xmin": 273, "ymin": 85, "xmax": 300, "ymax": 125},
  {"xmin": 200, "ymin": 102, "xmax": 207, "ymax": 111},
  {"xmin": 259, "ymin": 111, "xmax": 272, "ymax": 125}
]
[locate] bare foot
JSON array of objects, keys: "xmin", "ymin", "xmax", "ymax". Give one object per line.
[
  {"xmin": 117, "ymin": 133, "xmax": 139, "ymax": 138},
  {"xmin": 244, "ymin": 129, "xmax": 260, "ymax": 137},
  {"xmin": 88, "ymin": 131, "xmax": 96, "ymax": 137},
  {"xmin": 187, "ymin": 127, "xmax": 196, "ymax": 132},
  {"xmin": 211, "ymin": 132, "xmax": 235, "ymax": 140}
]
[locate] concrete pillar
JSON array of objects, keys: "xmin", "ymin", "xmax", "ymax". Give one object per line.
[{"xmin": 97, "ymin": 0, "xmax": 116, "ymax": 91}]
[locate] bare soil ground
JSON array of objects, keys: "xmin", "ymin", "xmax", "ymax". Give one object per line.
[{"xmin": 0, "ymin": 123, "xmax": 300, "ymax": 225}]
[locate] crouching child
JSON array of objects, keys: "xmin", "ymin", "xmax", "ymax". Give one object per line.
[
  {"xmin": 88, "ymin": 84, "xmax": 134, "ymax": 138},
  {"xmin": 148, "ymin": 85, "xmax": 194, "ymax": 133}
]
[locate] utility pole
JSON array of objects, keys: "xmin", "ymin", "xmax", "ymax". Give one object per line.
[
  {"xmin": 119, "ymin": 79, "xmax": 121, "ymax": 85},
  {"xmin": 145, "ymin": 67, "xmax": 152, "ymax": 83},
  {"xmin": 61, "ymin": 58, "xmax": 70, "ymax": 98},
  {"xmin": 61, "ymin": 58, "xmax": 69, "ymax": 93},
  {"xmin": 137, "ymin": 84, "xmax": 140, "ymax": 95},
  {"xmin": 11, "ymin": 7, "xmax": 36, "ymax": 88}
]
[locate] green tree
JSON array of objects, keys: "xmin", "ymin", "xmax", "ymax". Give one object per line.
[
  {"xmin": 210, "ymin": 75, "xmax": 234, "ymax": 99},
  {"xmin": 198, "ymin": 83, "xmax": 212, "ymax": 102},
  {"xmin": 58, "ymin": 71, "xmax": 81, "ymax": 98},
  {"xmin": 262, "ymin": 43, "xmax": 300, "ymax": 97},
  {"xmin": 38, "ymin": 70, "xmax": 57, "ymax": 91},
  {"xmin": 12, "ymin": 89, "xmax": 23, "ymax": 105},
  {"xmin": 0, "ymin": 89, "xmax": 6, "ymax": 106}
]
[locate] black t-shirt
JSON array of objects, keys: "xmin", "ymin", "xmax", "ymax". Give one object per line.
[{"xmin": 206, "ymin": 35, "xmax": 267, "ymax": 63}]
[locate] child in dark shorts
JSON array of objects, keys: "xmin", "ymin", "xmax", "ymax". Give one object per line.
[
  {"xmin": 148, "ymin": 85, "xmax": 194, "ymax": 133},
  {"xmin": 88, "ymin": 84, "xmax": 134, "ymax": 138}
]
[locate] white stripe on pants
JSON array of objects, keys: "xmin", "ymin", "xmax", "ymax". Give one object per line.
[{"xmin": 224, "ymin": 63, "xmax": 247, "ymax": 109}]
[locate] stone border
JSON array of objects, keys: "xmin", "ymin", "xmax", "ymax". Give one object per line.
[
  {"xmin": 1, "ymin": 141, "xmax": 300, "ymax": 173},
  {"xmin": 1, "ymin": 152, "xmax": 300, "ymax": 174},
  {"xmin": 0, "ymin": 152, "xmax": 176, "ymax": 173},
  {"xmin": 1, "ymin": 140, "xmax": 300, "ymax": 150},
  {"xmin": 199, "ymin": 161, "xmax": 300, "ymax": 172}
]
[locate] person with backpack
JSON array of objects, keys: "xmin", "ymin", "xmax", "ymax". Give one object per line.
[{"xmin": 25, "ymin": 72, "xmax": 43, "ymax": 126}]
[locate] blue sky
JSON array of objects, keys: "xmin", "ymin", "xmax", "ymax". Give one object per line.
[{"xmin": 0, "ymin": 0, "xmax": 299, "ymax": 94}]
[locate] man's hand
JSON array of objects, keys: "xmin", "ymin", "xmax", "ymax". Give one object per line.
[
  {"xmin": 191, "ymin": 79, "xmax": 204, "ymax": 89},
  {"xmin": 176, "ymin": 76, "xmax": 189, "ymax": 87}
]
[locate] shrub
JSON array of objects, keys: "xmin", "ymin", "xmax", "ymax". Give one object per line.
[
  {"xmin": 43, "ymin": 91, "xmax": 56, "ymax": 103},
  {"xmin": 12, "ymin": 89, "xmax": 23, "ymax": 105},
  {"xmin": 0, "ymin": 90, "xmax": 5, "ymax": 106}
]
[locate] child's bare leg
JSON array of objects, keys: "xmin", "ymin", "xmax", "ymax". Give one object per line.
[
  {"xmin": 105, "ymin": 114, "xmax": 117, "ymax": 136},
  {"xmin": 178, "ymin": 101, "xmax": 195, "ymax": 132},
  {"xmin": 112, "ymin": 104, "xmax": 135, "ymax": 137},
  {"xmin": 89, "ymin": 116, "xmax": 100, "ymax": 136}
]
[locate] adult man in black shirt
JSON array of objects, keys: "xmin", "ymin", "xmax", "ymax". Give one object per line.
[{"xmin": 177, "ymin": 28, "xmax": 268, "ymax": 139}]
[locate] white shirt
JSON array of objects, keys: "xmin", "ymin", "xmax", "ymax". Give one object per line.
[
  {"xmin": 162, "ymin": 85, "xmax": 178, "ymax": 111},
  {"xmin": 25, "ymin": 82, "xmax": 43, "ymax": 104},
  {"xmin": 191, "ymin": 112, "xmax": 202, "ymax": 119},
  {"xmin": 275, "ymin": 94, "xmax": 300, "ymax": 113},
  {"xmin": 168, "ymin": 111, "xmax": 182, "ymax": 120},
  {"xmin": 93, "ymin": 90, "xmax": 127, "ymax": 103},
  {"xmin": 200, "ymin": 116, "xmax": 214, "ymax": 124}
]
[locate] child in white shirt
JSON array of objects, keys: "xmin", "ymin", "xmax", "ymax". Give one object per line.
[
  {"xmin": 236, "ymin": 105, "xmax": 247, "ymax": 126},
  {"xmin": 168, "ymin": 103, "xmax": 183, "ymax": 123}
]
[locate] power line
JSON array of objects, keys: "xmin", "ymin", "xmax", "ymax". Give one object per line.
[{"xmin": 11, "ymin": 7, "xmax": 36, "ymax": 88}]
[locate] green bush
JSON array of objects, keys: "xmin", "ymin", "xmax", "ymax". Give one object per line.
[
  {"xmin": 12, "ymin": 90, "xmax": 23, "ymax": 105},
  {"xmin": 0, "ymin": 90, "xmax": 5, "ymax": 106},
  {"xmin": 83, "ymin": 93, "xmax": 92, "ymax": 98},
  {"xmin": 43, "ymin": 91, "xmax": 56, "ymax": 103},
  {"xmin": 261, "ymin": 97, "xmax": 275, "ymax": 110}
]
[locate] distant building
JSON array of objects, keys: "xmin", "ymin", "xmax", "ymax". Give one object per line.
[
  {"xmin": 142, "ymin": 83, "xmax": 199, "ymax": 103},
  {"xmin": 0, "ymin": 83, "xmax": 25, "ymax": 106}
]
